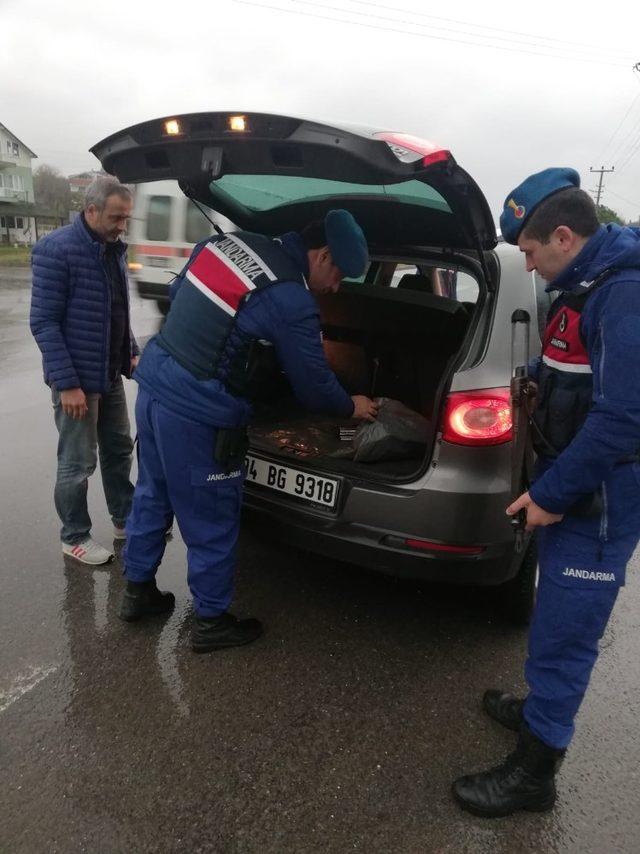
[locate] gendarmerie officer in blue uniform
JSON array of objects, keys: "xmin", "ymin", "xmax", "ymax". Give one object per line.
[
  {"xmin": 453, "ymin": 169, "xmax": 640, "ymax": 816},
  {"xmin": 119, "ymin": 210, "xmax": 377, "ymax": 652}
]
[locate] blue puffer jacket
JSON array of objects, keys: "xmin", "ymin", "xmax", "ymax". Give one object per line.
[
  {"xmin": 30, "ymin": 215, "xmax": 139, "ymax": 393},
  {"xmin": 530, "ymin": 224, "xmax": 640, "ymax": 515}
]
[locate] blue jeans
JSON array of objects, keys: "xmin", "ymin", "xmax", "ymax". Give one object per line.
[{"xmin": 53, "ymin": 378, "xmax": 134, "ymax": 545}]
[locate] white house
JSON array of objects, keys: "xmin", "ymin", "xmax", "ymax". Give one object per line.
[{"xmin": 0, "ymin": 122, "xmax": 37, "ymax": 244}]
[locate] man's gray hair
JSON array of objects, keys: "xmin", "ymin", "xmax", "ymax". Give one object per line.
[{"xmin": 84, "ymin": 175, "xmax": 132, "ymax": 211}]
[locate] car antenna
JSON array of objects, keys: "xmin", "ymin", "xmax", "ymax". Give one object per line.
[{"xmin": 188, "ymin": 195, "xmax": 225, "ymax": 236}]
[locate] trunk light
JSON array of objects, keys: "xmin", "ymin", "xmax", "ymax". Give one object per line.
[
  {"xmin": 164, "ymin": 119, "xmax": 182, "ymax": 136},
  {"xmin": 442, "ymin": 388, "xmax": 512, "ymax": 446},
  {"xmin": 405, "ymin": 538, "xmax": 485, "ymax": 555},
  {"xmin": 128, "ymin": 262, "xmax": 143, "ymax": 271},
  {"xmin": 229, "ymin": 115, "xmax": 247, "ymax": 132}
]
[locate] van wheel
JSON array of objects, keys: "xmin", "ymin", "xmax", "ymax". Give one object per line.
[
  {"xmin": 157, "ymin": 300, "xmax": 170, "ymax": 316},
  {"xmin": 497, "ymin": 539, "xmax": 538, "ymax": 627}
]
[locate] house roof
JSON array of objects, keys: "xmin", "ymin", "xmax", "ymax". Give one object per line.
[{"xmin": 0, "ymin": 123, "xmax": 37, "ymax": 158}]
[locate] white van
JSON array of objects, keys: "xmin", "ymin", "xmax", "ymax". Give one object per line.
[{"xmin": 127, "ymin": 180, "xmax": 232, "ymax": 313}]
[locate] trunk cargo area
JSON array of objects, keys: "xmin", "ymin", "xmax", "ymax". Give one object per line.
[{"xmin": 248, "ymin": 282, "xmax": 472, "ymax": 480}]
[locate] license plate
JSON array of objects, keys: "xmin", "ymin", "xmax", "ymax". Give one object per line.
[
  {"xmin": 148, "ymin": 256, "xmax": 168, "ymax": 267},
  {"xmin": 244, "ymin": 454, "xmax": 340, "ymax": 510}
]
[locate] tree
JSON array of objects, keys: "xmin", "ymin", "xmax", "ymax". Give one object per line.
[
  {"xmin": 33, "ymin": 164, "xmax": 71, "ymax": 217},
  {"xmin": 596, "ymin": 204, "xmax": 624, "ymax": 226}
]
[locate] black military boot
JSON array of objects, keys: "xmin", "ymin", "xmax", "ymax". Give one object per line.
[
  {"xmin": 483, "ymin": 689, "xmax": 525, "ymax": 732},
  {"xmin": 452, "ymin": 724, "xmax": 565, "ymax": 817},
  {"xmin": 192, "ymin": 612, "xmax": 263, "ymax": 653},
  {"xmin": 118, "ymin": 579, "xmax": 175, "ymax": 622}
]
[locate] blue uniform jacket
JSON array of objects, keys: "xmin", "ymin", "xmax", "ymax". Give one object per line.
[
  {"xmin": 30, "ymin": 215, "xmax": 139, "ymax": 393},
  {"xmin": 529, "ymin": 224, "xmax": 640, "ymax": 516},
  {"xmin": 134, "ymin": 232, "xmax": 354, "ymax": 427}
]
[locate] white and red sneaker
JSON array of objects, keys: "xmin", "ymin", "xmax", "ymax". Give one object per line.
[{"xmin": 62, "ymin": 538, "xmax": 114, "ymax": 565}]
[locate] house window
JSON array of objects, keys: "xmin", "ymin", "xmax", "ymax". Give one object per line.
[
  {"xmin": 16, "ymin": 217, "xmax": 24, "ymax": 229},
  {"xmin": 12, "ymin": 142, "xmax": 19, "ymax": 156},
  {"xmin": 0, "ymin": 217, "xmax": 5, "ymax": 228},
  {"xmin": 2, "ymin": 174, "xmax": 25, "ymax": 191},
  {"xmin": 5, "ymin": 216, "xmax": 15, "ymax": 228}
]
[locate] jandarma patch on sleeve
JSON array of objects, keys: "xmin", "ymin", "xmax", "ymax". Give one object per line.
[{"xmin": 562, "ymin": 568, "xmax": 616, "ymax": 581}]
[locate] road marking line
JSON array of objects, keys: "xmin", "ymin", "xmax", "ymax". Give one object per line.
[{"xmin": 0, "ymin": 664, "xmax": 58, "ymax": 714}]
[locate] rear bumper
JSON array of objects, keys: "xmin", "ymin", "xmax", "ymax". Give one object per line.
[{"xmin": 241, "ymin": 501, "xmax": 522, "ymax": 586}]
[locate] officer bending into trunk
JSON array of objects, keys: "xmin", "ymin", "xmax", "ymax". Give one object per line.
[
  {"xmin": 119, "ymin": 209, "xmax": 377, "ymax": 653},
  {"xmin": 453, "ymin": 169, "xmax": 640, "ymax": 816}
]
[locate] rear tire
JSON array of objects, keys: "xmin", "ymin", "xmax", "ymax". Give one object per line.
[
  {"xmin": 157, "ymin": 299, "xmax": 170, "ymax": 316},
  {"xmin": 497, "ymin": 539, "xmax": 538, "ymax": 626}
]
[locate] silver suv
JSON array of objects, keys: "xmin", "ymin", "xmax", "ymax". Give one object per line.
[{"xmin": 92, "ymin": 112, "xmax": 549, "ymax": 623}]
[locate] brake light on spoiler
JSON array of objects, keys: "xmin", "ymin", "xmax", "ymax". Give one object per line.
[
  {"xmin": 442, "ymin": 388, "xmax": 512, "ymax": 446},
  {"xmin": 375, "ymin": 132, "xmax": 451, "ymax": 167}
]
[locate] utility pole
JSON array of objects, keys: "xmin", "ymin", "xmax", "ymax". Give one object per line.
[{"xmin": 590, "ymin": 166, "xmax": 614, "ymax": 207}]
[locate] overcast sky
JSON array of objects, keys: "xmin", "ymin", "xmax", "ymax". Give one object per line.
[{"xmin": 3, "ymin": 0, "xmax": 639, "ymax": 221}]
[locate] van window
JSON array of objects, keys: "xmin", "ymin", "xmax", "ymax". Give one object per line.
[
  {"xmin": 146, "ymin": 195, "xmax": 172, "ymax": 241},
  {"xmin": 185, "ymin": 201, "xmax": 214, "ymax": 244}
]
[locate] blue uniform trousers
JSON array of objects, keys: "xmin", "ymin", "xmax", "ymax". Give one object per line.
[
  {"xmin": 124, "ymin": 388, "xmax": 245, "ymax": 617},
  {"xmin": 523, "ymin": 570, "xmax": 618, "ymax": 750},
  {"xmin": 522, "ymin": 462, "xmax": 640, "ymax": 749}
]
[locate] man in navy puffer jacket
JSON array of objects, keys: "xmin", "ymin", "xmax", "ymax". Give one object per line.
[
  {"xmin": 30, "ymin": 176, "xmax": 139, "ymax": 566},
  {"xmin": 453, "ymin": 169, "xmax": 640, "ymax": 816},
  {"xmin": 119, "ymin": 209, "xmax": 377, "ymax": 652}
]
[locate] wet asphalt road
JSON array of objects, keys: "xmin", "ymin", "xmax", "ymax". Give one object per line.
[{"xmin": 1, "ymin": 268, "xmax": 639, "ymax": 854}]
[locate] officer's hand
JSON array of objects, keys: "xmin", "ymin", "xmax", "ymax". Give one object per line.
[
  {"xmin": 351, "ymin": 395, "xmax": 379, "ymax": 422},
  {"xmin": 131, "ymin": 355, "xmax": 140, "ymax": 373},
  {"xmin": 506, "ymin": 491, "xmax": 563, "ymax": 530},
  {"xmin": 60, "ymin": 387, "xmax": 89, "ymax": 420}
]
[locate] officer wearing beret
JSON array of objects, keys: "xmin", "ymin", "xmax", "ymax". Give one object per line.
[
  {"xmin": 453, "ymin": 169, "xmax": 640, "ymax": 816},
  {"xmin": 119, "ymin": 210, "xmax": 377, "ymax": 652}
]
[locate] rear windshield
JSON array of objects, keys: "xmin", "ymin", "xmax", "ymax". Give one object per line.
[{"xmin": 210, "ymin": 175, "xmax": 451, "ymax": 214}]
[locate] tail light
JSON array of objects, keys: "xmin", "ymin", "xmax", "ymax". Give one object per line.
[
  {"xmin": 442, "ymin": 388, "xmax": 512, "ymax": 446},
  {"xmin": 404, "ymin": 538, "xmax": 484, "ymax": 555}
]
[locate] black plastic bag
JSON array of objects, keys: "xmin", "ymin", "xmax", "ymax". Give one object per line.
[{"xmin": 336, "ymin": 397, "xmax": 430, "ymax": 463}]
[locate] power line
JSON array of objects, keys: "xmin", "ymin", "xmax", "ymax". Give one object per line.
[
  {"xmin": 338, "ymin": 0, "xmax": 637, "ymax": 59},
  {"xmin": 234, "ymin": 0, "xmax": 631, "ymax": 67},
  {"xmin": 593, "ymin": 91, "xmax": 640, "ymax": 165},
  {"xmin": 608, "ymin": 67, "xmax": 640, "ymax": 170},
  {"xmin": 616, "ymin": 133, "xmax": 640, "ymax": 172},
  {"xmin": 608, "ymin": 111, "xmax": 640, "ymax": 164},
  {"xmin": 607, "ymin": 188, "xmax": 640, "ymax": 210},
  {"xmin": 289, "ymin": 0, "xmax": 633, "ymax": 61}
]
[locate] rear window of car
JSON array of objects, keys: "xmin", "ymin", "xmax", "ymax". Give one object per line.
[
  {"xmin": 389, "ymin": 263, "xmax": 479, "ymax": 303},
  {"xmin": 210, "ymin": 175, "xmax": 451, "ymax": 214}
]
